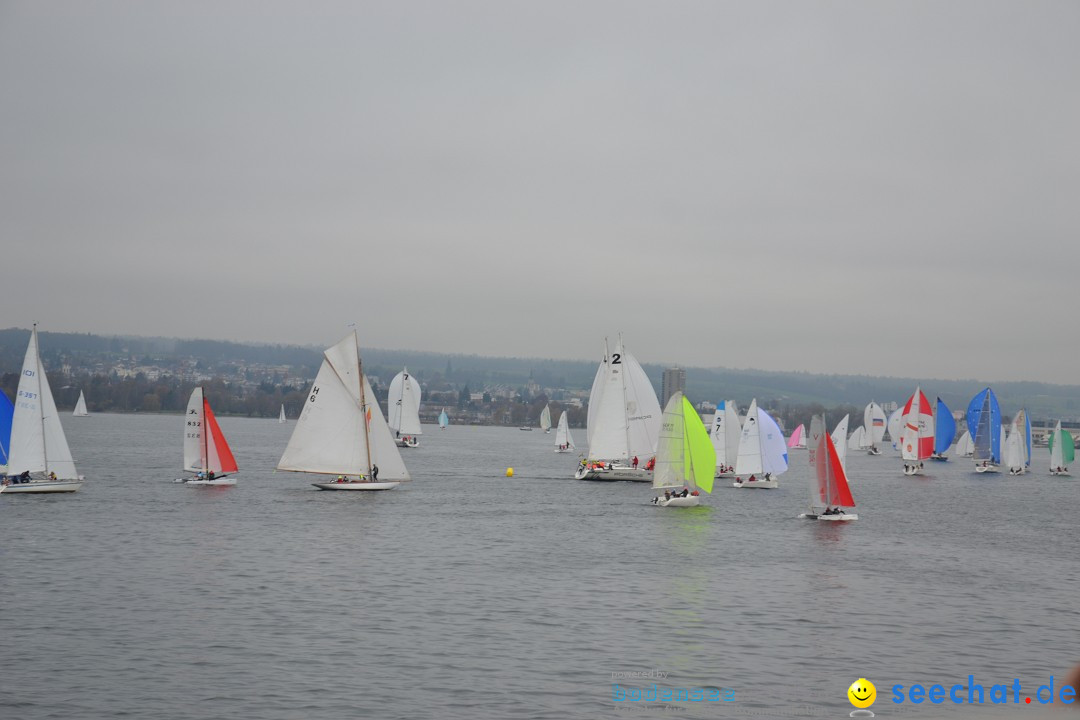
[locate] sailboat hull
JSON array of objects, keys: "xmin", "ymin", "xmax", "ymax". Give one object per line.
[
  {"xmin": 902, "ymin": 466, "xmax": 924, "ymax": 476},
  {"xmin": 975, "ymin": 464, "xmax": 999, "ymax": 474},
  {"xmin": 554, "ymin": 448, "xmax": 574, "ymax": 453},
  {"xmin": 733, "ymin": 478, "xmax": 778, "ymax": 489},
  {"xmin": 394, "ymin": 437, "xmax": 420, "ymax": 448},
  {"xmin": 182, "ymin": 478, "xmax": 237, "ymax": 487},
  {"xmin": 574, "ymin": 465, "xmax": 651, "ymax": 482},
  {"xmin": 312, "ymin": 481, "xmax": 400, "ymax": 491},
  {"xmin": 866, "ymin": 448, "xmax": 882, "ymax": 456},
  {"xmin": 1050, "ymin": 469, "xmax": 1071, "ymax": 476},
  {"xmin": 800, "ymin": 512, "xmax": 857, "ymax": 522},
  {"xmin": 654, "ymin": 495, "xmax": 699, "ymax": 507},
  {"xmin": 3, "ymin": 480, "xmax": 83, "ymax": 493}
]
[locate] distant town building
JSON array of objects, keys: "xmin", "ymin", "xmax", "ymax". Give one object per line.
[{"xmin": 661, "ymin": 367, "xmax": 686, "ymax": 407}]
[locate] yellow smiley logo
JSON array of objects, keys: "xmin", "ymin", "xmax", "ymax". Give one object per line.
[{"xmin": 848, "ymin": 678, "xmax": 876, "ymax": 708}]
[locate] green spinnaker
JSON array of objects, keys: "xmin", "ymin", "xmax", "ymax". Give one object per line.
[{"xmin": 682, "ymin": 395, "xmax": 715, "ymax": 494}]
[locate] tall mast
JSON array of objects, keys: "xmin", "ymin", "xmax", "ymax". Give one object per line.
[
  {"xmin": 34, "ymin": 324, "xmax": 48, "ymax": 473},
  {"xmin": 358, "ymin": 338, "xmax": 373, "ymax": 477},
  {"xmin": 202, "ymin": 392, "xmax": 209, "ymax": 473},
  {"xmin": 617, "ymin": 334, "xmax": 632, "ymax": 460}
]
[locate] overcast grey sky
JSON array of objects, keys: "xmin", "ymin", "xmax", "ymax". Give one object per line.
[{"xmin": 2, "ymin": 1, "xmax": 1077, "ymax": 383}]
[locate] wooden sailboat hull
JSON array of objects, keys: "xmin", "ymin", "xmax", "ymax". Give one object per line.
[
  {"xmin": 312, "ymin": 481, "xmax": 400, "ymax": 491},
  {"xmin": 3, "ymin": 480, "xmax": 83, "ymax": 493},
  {"xmin": 574, "ymin": 465, "xmax": 651, "ymax": 482}
]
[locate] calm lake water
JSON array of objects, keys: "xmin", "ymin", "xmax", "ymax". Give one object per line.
[{"xmin": 1, "ymin": 414, "xmax": 1076, "ymax": 719}]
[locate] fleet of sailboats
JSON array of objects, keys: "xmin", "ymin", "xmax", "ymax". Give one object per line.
[
  {"xmin": 554, "ymin": 411, "xmax": 574, "ymax": 452},
  {"xmin": 388, "ymin": 367, "xmax": 423, "ymax": 448},
  {"xmin": 710, "ymin": 400, "xmax": 740, "ymax": 477},
  {"xmin": 73, "ymin": 391, "xmax": 89, "ymax": 417},
  {"xmin": 178, "ymin": 387, "xmax": 239, "ymax": 486},
  {"xmin": 650, "ymin": 392, "xmax": 714, "ymax": 507},
  {"xmin": 733, "ymin": 399, "xmax": 789, "ymax": 488},
  {"xmin": 277, "ymin": 332, "xmax": 409, "ymax": 491},
  {"xmin": 3, "ymin": 326, "xmax": 84, "ymax": 493},
  {"xmin": 575, "ymin": 336, "xmax": 661, "ymax": 481}
]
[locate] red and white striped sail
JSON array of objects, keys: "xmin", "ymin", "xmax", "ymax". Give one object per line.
[
  {"xmin": 900, "ymin": 387, "xmax": 935, "ymax": 461},
  {"xmin": 184, "ymin": 387, "xmax": 239, "ymax": 474},
  {"xmin": 808, "ymin": 415, "xmax": 855, "ymax": 508}
]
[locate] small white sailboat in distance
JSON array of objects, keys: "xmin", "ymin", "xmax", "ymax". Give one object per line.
[
  {"xmin": 388, "ymin": 367, "xmax": 422, "ymax": 448},
  {"xmin": 800, "ymin": 414, "xmax": 857, "ymax": 521},
  {"xmin": 178, "ymin": 387, "xmax": 238, "ymax": 486},
  {"xmin": 1049, "ymin": 421, "xmax": 1074, "ymax": 476},
  {"xmin": 733, "ymin": 399, "xmax": 788, "ymax": 488},
  {"xmin": 277, "ymin": 332, "xmax": 409, "ymax": 491},
  {"xmin": 554, "ymin": 411, "xmax": 575, "ymax": 452},
  {"xmin": 3, "ymin": 325, "xmax": 84, "ymax": 493},
  {"xmin": 438, "ymin": 408, "xmax": 449, "ymax": 430},
  {"xmin": 539, "ymin": 404, "xmax": 552, "ymax": 433},
  {"xmin": 651, "ymin": 392, "xmax": 714, "ymax": 507},
  {"xmin": 73, "ymin": 391, "xmax": 89, "ymax": 417},
  {"xmin": 847, "ymin": 425, "xmax": 867, "ymax": 452},
  {"xmin": 279, "ymin": 404, "xmax": 287, "ymax": 423},
  {"xmin": 864, "ymin": 401, "xmax": 886, "ymax": 455},
  {"xmin": 955, "ymin": 429, "xmax": 975, "ymax": 457},
  {"xmin": 710, "ymin": 400, "xmax": 740, "ymax": 477}
]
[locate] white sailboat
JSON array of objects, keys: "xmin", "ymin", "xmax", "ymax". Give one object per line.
[
  {"xmin": 1005, "ymin": 419, "xmax": 1025, "ymax": 475},
  {"xmin": 387, "ymin": 367, "xmax": 422, "ymax": 448},
  {"xmin": 733, "ymin": 399, "xmax": 789, "ymax": 488},
  {"xmin": 73, "ymin": 391, "xmax": 89, "ymax": 417},
  {"xmin": 1049, "ymin": 420, "xmax": 1074, "ymax": 476},
  {"xmin": 279, "ymin": 404, "xmax": 287, "ymax": 423},
  {"xmin": 710, "ymin": 400, "xmax": 740, "ymax": 477},
  {"xmin": 887, "ymin": 407, "xmax": 903, "ymax": 453},
  {"xmin": 3, "ymin": 326, "xmax": 84, "ymax": 493},
  {"xmin": 178, "ymin": 387, "xmax": 238, "ymax": 486},
  {"xmin": 554, "ymin": 411, "xmax": 575, "ymax": 452},
  {"xmin": 575, "ymin": 336, "xmax": 661, "ymax": 481},
  {"xmin": 539, "ymin": 404, "xmax": 552, "ymax": 433},
  {"xmin": 864, "ymin": 401, "xmax": 886, "ymax": 455},
  {"xmin": 277, "ymin": 332, "xmax": 410, "ymax": 491},
  {"xmin": 955, "ymin": 430, "xmax": 975, "ymax": 457},
  {"xmin": 650, "ymin": 392, "xmax": 714, "ymax": 508},
  {"xmin": 847, "ymin": 425, "xmax": 867, "ymax": 452},
  {"xmin": 438, "ymin": 408, "xmax": 449, "ymax": 430},
  {"xmin": 799, "ymin": 414, "xmax": 857, "ymax": 521}
]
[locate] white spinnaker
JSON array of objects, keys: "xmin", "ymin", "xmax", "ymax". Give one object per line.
[
  {"xmin": 183, "ymin": 388, "xmax": 205, "ymax": 472},
  {"xmin": 653, "ymin": 393, "xmax": 687, "ymax": 490},
  {"xmin": 387, "ymin": 369, "xmax": 423, "ymax": 436},
  {"xmin": 735, "ymin": 399, "xmax": 763, "ymax": 475},
  {"xmin": 621, "ymin": 345, "xmax": 661, "ymax": 460},
  {"xmin": 8, "ymin": 327, "xmax": 78, "ymax": 478},
  {"xmin": 1004, "ymin": 420, "xmax": 1023, "ymax": 470},
  {"xmin": 555, "ymin": 411, "xmax": 574, "ymax": 449},
  {"xmin": 887, "ymin": 408, "xmax": 903, "ymax": 450},
  {"xmin": 278, "ymin": 333, "xmax": 409, "ymax": 480},
  {"xmin": 585, "ymin": 337, "xmax": 660, "ymax": 460},
  {"xmin": 999, "ymin": 424, "xmax": 1007, "ymax": 463},
  {"xmin": 832, "ymin": 414, "xmax": 850, "ymax": 471},
  {"xmin": 758, "ymin": 408, "xmax": 790, "ymax": 475},
  {"xmin": 1050, "ymin": 421, "xmax": 1064, "ymax": 468},
  {"xmin": 864, "ymin": 402, "xmax": 887, "ymax": 446}
]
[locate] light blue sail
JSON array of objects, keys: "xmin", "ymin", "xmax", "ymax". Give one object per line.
[
  {"xmin": 1023, "ymin": 409, "xmax": 1032, "ymax": 467},
  {"xmin": 966, "ymin": 387, "xmax": 1001, "ymax": 463},
  {"xmin": 934, "ymin": 397, "xmax": 956, "ymax": 456},
  {"xmin": 0, "ymin": 390, "xmax": 13, "ymax": 466}
]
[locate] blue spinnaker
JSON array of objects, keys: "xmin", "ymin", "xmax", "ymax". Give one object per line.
[
  {"xmin": 966, "ymin": 387, "xmax": 1001, "ymax": 464},
  {"xmin": 0, "ymin": 390, "xmax": 13, "ymax": 466},
  {"xmin": 935, "ymin": 397, "xmax": 956, "ymax": 455}
]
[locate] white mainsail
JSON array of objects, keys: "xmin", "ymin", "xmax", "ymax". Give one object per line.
[
  {"xmin": 710, "ymin": 400, "xmax": 740, "ymax": 471},
  {"xmin": 848, "ymin": 425, "xmax": 867, "ymax": 450},
  {"xmin": 539, "ymin": 404, "xmax": 552, "ymax": 432},
  {"xmin": 73, "ymin": 391, "xmax": 89, "ymax": 417},
  {"xmin": 8, "ymin": 327, "xmax": 79, "ymax": 479},
  {"xmin": 387, "ymin": 368, "xmax": 423, "ymax": 437},
  {"xmin": 555, "ymin": 411, "xmax": 575, "ymax": 450},
  {"xmin": 955, "ymin": 430, "xmax": 974, "ymax": 456},
  {"xmin": 584, "ymin": 336, "xmax": 661, "ymax": 461},
  {"xmin": 832, "ymin": 414, "xmax": 850, "ymax": 471},
  {"xmin": 279, "ymin": 404, "xmax": 286, "ymax": 423},
  {"xmin": 1004, "ymin": 419, "xmax": 1024, "ymax": 472},
  {"xmin": 277, "ymin": 332, "xmax": 409, "ymax": 481},
  {"xmin": 887, "ymin": 407, "xmax": 903, "ymax": 450}
]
